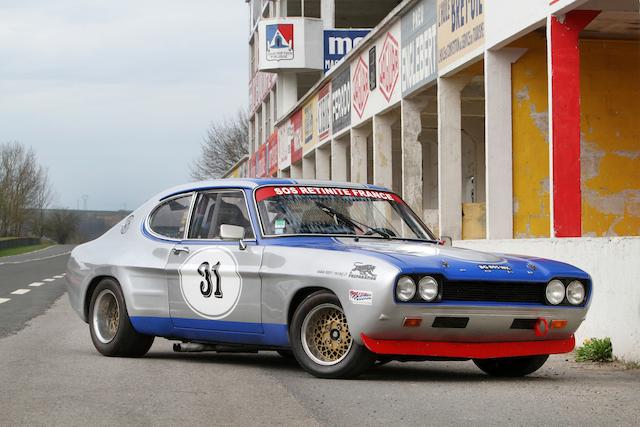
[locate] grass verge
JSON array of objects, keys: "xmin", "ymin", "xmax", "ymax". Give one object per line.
[{"xmin": 0, "ymin": 242, "xmax": 55, "ymax": 258}]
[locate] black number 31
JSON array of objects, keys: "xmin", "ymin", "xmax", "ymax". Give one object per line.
[{"xmin": 197, "ymin": 261, "xmax": 222, "ymax": 298}]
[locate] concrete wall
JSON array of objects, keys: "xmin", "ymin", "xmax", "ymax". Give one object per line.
[
  {"xmin": 580, "ymin": 40, "xmax": 640, "ymax": 237},
  {"xmin": 455, "ymin": 236, "xmax": 640, "ymax": 362},
  {"xmin": 510, "ymin": 32, "xmax": 550, "ymax": 238}
]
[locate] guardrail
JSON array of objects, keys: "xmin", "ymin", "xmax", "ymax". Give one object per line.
[{"xmin": 0, "ymin": 238, "xmax": 41, "ymax": 250}]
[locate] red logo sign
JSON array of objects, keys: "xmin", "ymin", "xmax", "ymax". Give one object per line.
[
  {"xmin": 378, "ymin": 32, "xmax": 400, "ymax": 102},
  {"xmin": 352, "ymin": 56, "xmax": 369, "ymax": 118}
]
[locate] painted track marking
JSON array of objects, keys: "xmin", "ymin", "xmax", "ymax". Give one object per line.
[
  {"xmin": 0, "ymin": 250, "xmax": 71, "ymax": 266},
  {"xmin": 11, "ymin": 289, "xmax": 30, "ymax": 295},
  {"xmin": 0, "ymin": 298, "xmax": 9, "ymax": 304},
  {"xmin": 43, "ymin": 278, "xmax": 55, "ymax": 282},
  {"xmin": 29, "ymin": 282, "xmax": 45, "ymax": 287},
  {"xmin": 53, "ymin": 275, "xmax": 64, "ymax": 279}
]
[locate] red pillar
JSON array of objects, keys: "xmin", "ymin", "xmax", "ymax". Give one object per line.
[{"xmin": 550, "ymin": 10, "xmax": 599, "ymax": 237}]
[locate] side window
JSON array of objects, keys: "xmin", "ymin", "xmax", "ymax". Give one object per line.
[
  {"xmin": 188, "ymin": 191, "xmax": 255, "ymax": 240},
  {"xmin": 148, "ymin": 195, "xmax": 192, "ymax": 239}
]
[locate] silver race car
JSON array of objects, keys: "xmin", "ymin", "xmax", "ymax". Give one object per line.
[{"xmin": 67, "ymin": 179, "xmax": 591, "ymax": 378}]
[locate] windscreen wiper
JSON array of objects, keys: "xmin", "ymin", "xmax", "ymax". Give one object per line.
[{"xmin": 315, "ymin": 202, "xmax": 391, "ymax": 239}]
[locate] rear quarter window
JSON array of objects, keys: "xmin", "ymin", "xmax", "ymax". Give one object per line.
[{"xmin": 148, "ymin": 195, "xmax": 192, "ymax": 239}]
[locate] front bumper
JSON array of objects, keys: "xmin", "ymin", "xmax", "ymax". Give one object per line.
[{"xmin": 361, "ymin": 333, "xmax": 575, "ymax": 359}]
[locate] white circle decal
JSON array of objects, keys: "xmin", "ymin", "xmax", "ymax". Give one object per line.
[{"xmin": 178, "ymin": 247, "xmax": 242, "ymax": 319}]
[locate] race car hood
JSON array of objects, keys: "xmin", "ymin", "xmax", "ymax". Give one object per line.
[{"xmin": 333, "ymin": 238, "xmax": 590, "ymax": 282}]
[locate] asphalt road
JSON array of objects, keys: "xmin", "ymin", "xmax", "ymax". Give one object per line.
[
  {"xmin": 0, "ymin": 245, "xmax": 73, "ymax": 338},
  {"xmin": 0, "ymin": 247, "xmax": 639, "ymax": 426}
]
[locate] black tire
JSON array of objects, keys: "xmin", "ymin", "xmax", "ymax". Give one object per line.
[
  {"xmin": 290, "ymin": 291, "xmax": 376, "ymax": 379},
  {"xmin": 88, "ymin": 278, "xmax": 154, "ymax": 357},
  {"xmin": 473, "ymin": 355, "xmax": 549, "ymax": 377},
  {"xmin": 276, "ymin": 349, "xmax": 295, "ymax": 359}
]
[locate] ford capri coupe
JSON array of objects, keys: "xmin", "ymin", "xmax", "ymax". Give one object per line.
[{"xmin": 67, "ymin": 179, "xmax": 591, "ymax": 379}]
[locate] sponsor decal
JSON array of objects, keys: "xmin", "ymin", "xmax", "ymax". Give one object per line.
[
  {"xmin": 178, "ymin": 248, "xmax": 242, "ymax": 319},
  {"xmin": 352, "ymin": 56, "xmax": 369, "ymax": 118},
  {"xmin": 332, "ymin": 67, "xmax": 351, "ymax": 133},
  {"xmin": 378, "ymin": 32, "xmax": 400, "ymax": 102},
  {"xmin": 349, "ymin": 262, "xmax": 377, "ymax": 280},
  {"xmin": 265, "ymin": 23, "xmax": 294, "ymax": 61},
  {"xmin": 401, "ymin": 0, "xmax": 437, "ymax": 96},
  {"xmin": 255, "ymin": 186, "xmax": 402, "ymax": 202},
  {"xmin": 349, "ymin": 290, "xmax": 373, "ymax": 305},
  {"xmin": 478, "ymin": 264, "xmax": 512, "ymax": 272},
  {"xmin": 323, "ymin": 29, "xmax": 370, "ymax": 73},
  {"xmin": 317, "ymin": 83, "xmax": 331, "ymax": 142}
]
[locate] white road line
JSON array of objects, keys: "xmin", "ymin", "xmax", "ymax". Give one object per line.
[
  {"xmin": 0, "ymin": 250, "xmax": 71, "ymax": 266},
  {"xmin": 0, "ymin": 298, "xmax": 10, "ymax": 304},
  {"xmin": 11, "ymin": 289, "xmax": 30, "ymax": 295},
  {"xmin": 53, "ymin": 275, "xmax": 64, "ymax": 279},
  {"xmin": 29, "ymin": 282, "xmax": 45, "ymax": 287},
  {"xmin": 43, "ymin": 278, "xmax": 55, "ymax": 282}
]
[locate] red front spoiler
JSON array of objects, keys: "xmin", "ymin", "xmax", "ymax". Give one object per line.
[{"xmin": 360, "ymin": 334, "xmax": 575, "ymax": 359}]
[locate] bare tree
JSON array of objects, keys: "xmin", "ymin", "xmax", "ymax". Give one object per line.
[
  {"xmin": 190, "ymin": 110, "xmax": 249, "ymax": 180},
  {"xmin": 0, "ymin": 142, "xmax": 53, "ymax": 236},
  {"xmin": 46, "ymin": 209, "xmax": 78, "ymax": 244}
]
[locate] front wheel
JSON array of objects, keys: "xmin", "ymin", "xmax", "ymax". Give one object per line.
[
  {"xmin": 290, "ymin": 291, "xmax": 376, "ymax": 379},
  {"xmin": 89, "ymin": 278, "xmax": 155, "ymax": 357},
  {"xmin": 473, "ymin": 355, "xmax": 549, "ymax": 377}
]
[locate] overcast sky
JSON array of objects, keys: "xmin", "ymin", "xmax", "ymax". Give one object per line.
[{"xmin": 0, "ymin": 0, "xmax": 248, "ymax": 211}]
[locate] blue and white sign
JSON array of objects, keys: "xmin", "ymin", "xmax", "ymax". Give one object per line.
[{"xmin": 323, "ymin": 29, "xmax": 370, "ymax": 73}]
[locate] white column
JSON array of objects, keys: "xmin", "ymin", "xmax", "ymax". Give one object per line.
[
  {"xmin": 278, "ymin": 73, "xmax": 298, "ymax": 121},
  {"xmin": 303, "ymin": 154, "xmax": 316, "ymax": 179},
  {"xmin": 484, "ymin": 48, "xmax": 526, "ymax": 239},
  {"xmin": 401, "ymin": 97, "xmax": 429, "ymax": 215},
  {"xmin": 331, "ymin": 135, "xmax": 349, "ymax": 181},
  {"xmin": 316, "ymin": 145, "xmax": 331, "ymax": 180},
  {"xmin": 373, "ymin": 114, "xmax": 394, "ymax": 189},
  {"xmin": 350, "ymin": 126, "xmax": 369, "ymax": 184},
  {"xmin": 437, "ymin": 75, "xmax": 470, "ymax": 240},
  {"xmin": 321, "ymin": 0, "xmax": 335, "ymax": 29},
  {"xmin": 291, "ymin": 163, "xmax": 303, "ymax": 179}
]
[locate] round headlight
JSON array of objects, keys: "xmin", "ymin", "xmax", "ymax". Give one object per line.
[
  {"xmin": 418, "ymin": 276, "xmax": 439, "ymax": 302},
  {"xmin": 546, "ymin": 280, "xmax": 565, "ymax": 305},
  {"xmin": 396, "ymin": 276, "xmax": 416, "ymax": 302},
  {"xmin": 566, "ymin": 280, "xmax": 585, "ymax": 305}
]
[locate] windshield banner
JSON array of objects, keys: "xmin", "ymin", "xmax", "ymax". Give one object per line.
[{"xmin": 255, "ymin": 186, "xmax": 402, "ymax": 203}]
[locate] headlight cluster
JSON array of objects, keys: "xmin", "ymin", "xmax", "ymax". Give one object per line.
[
  {"xmin": 396, "ymin": 275, "xmax": 440, "ymax": 302},
  {"xmin": 545, "ymin": 279, "xmax": 586, "ymax": 305}
]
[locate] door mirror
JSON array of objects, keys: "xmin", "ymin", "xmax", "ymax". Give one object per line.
[
  {"xmin": 220, "ymin": 224, "xmax": 245, "ymax": 240},
  {"xmin": 440, "ymin": 236, "xmax": 452, "ymax": 247}
]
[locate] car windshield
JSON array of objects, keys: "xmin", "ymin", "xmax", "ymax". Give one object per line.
[{"xmin": 255, "ymin": 186, "xmax": 436, "ymax": 241}]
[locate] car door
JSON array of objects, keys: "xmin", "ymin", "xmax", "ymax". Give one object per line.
[{"xmin": 166, "ymin": 189, "xmax": 264, "ymax": 334}]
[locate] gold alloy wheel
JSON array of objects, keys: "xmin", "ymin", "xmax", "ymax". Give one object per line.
[
  {"xmin": 93, "ymin": 289, "xmax": 120, "ymax": 344},
  {"xmin": 301, "ymin": 303, "xmax": 353, "ymax": 366}
]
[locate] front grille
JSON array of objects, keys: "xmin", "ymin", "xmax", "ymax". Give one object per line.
[{"xmin": 441, "ymin": 281, "xmax": 547, "ymax": 304}]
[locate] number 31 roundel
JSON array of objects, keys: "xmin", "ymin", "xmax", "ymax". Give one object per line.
[{"xmin": 178, "ymin": 248, "xmax": 242, "ymax": 319}]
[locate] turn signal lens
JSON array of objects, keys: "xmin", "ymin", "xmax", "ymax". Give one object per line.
[
  {"xmin": 551, "ymin": 320, "xmax": 568, "ymax": 329},
  {"xmin": 546, "ymin": 280, "xmax": 565, "ymax": 305},
  {"xmin": 396, "ymin": 276, "xmax": 416, "ymax": 301},
  {"xmin": 403, "ymin": 317, "xmax": 422, "ymax": 327}
]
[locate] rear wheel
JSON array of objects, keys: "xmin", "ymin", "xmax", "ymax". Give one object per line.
[
  {"xmin": 473, "ymin": 355, "xmax": 549, "ymax": 377},
  {"xmin": 290, "ymin": 291, "xmax": 375, "ymax": 379},
  {"xmin": 89, "ymin": 278, "xmax": 154, "ymax": 357}
]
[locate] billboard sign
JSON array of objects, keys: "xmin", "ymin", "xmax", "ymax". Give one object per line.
[
  {"xmin": 290, "ymin": 110, "xmax": 303, "ymax": 164},
  {"xmin": 437, "ymin": 0, "xmax": 485, "ymax": 69},
  {"xmin": 331, "ymin": 67, "xmax": 351, "ymax": 133},
  {"xmin": 401, "ymin": 0, "xmax": 437, "ymax": 96},
  {"xmin": 302, "ymin": 94, "xmax": 318, "ymax": 155},
  {"xmin": 317, "ymin": 83, "xmax": 332, "ymax": 142},
  {"xmin": 323, "ymin": 29, "xmax": 370, "ymax": 73},
  {"xmin": 268, "ymin": 131, "xmax": 278, "ymax": 176},
  {"xmin": 256, "ymin": 144, "xmax": 267, "ymax": 178}
]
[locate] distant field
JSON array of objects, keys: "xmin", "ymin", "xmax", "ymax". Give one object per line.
[{"xmin": 0, "ymin": 243, "xmax": 55, "ymax": 258}]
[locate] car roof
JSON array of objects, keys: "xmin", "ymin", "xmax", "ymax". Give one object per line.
[{"xmin": 158, "ymin": 178, "xmax": 390, "ymax": 201}]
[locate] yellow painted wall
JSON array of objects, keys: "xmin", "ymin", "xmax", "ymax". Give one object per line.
[
  {"xmin": 510, "ymin": 33, "xmax": 551, "ymax": 238},
  {"xmin": 580, "ymin": 40, "xmax": 640, "ymax": 236}
]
